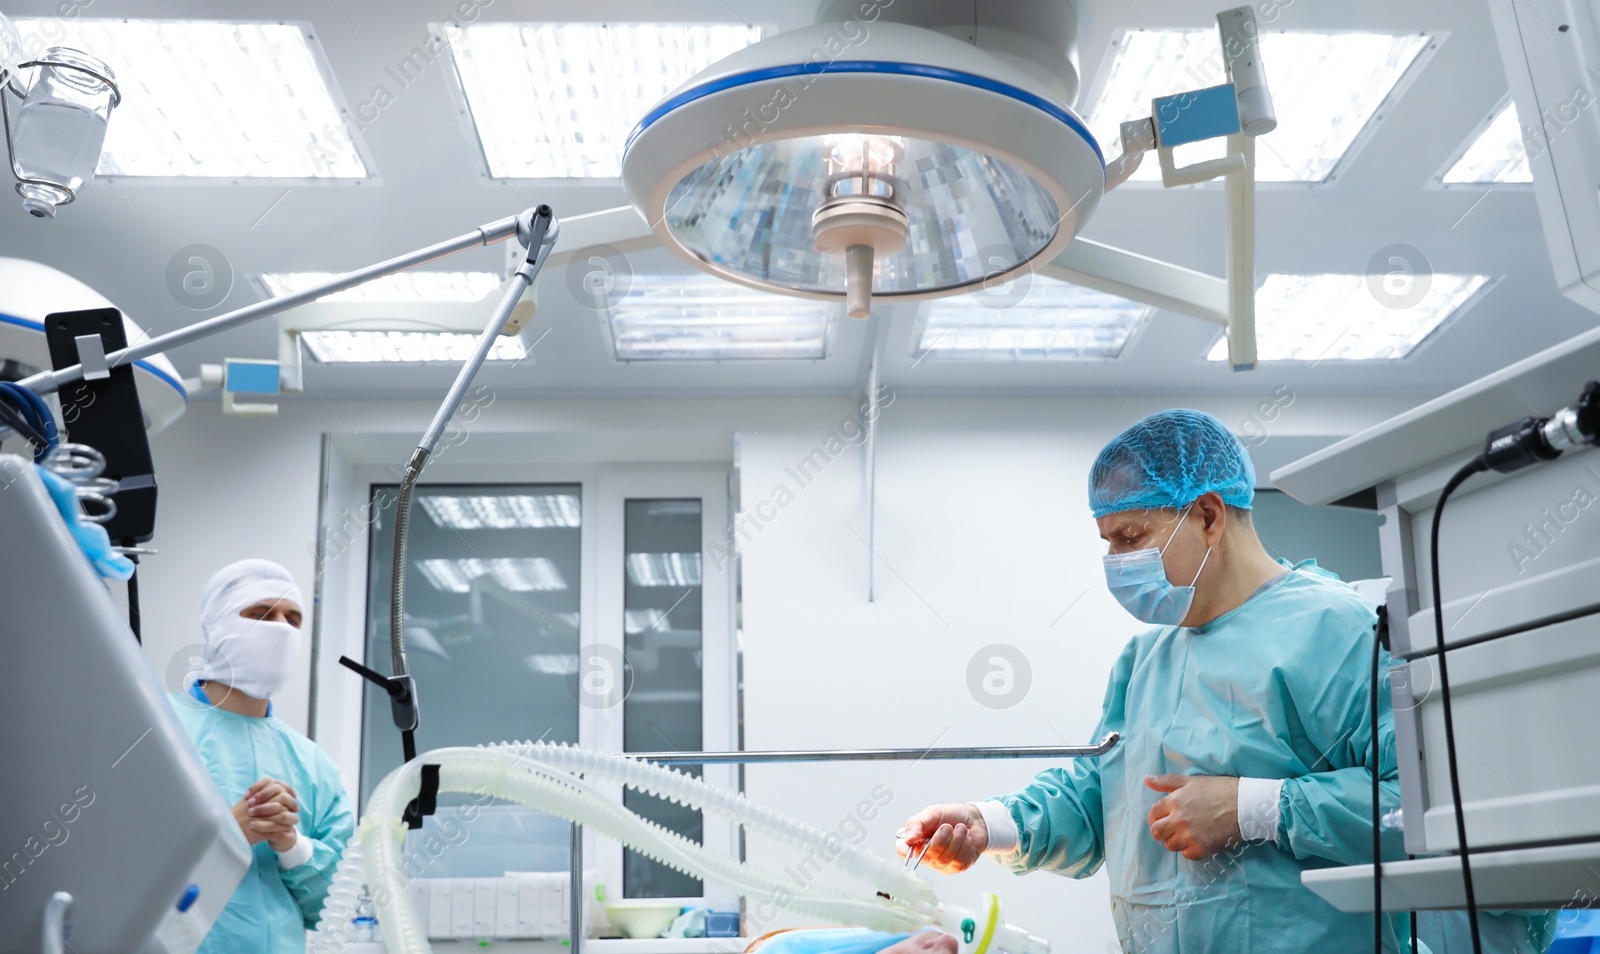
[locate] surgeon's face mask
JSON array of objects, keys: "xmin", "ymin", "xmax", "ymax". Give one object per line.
[
  {"xmin": 1102, "ymin": 504, "xmax": 1213, "ymax": 625},
  {"xmin": 206, "ymin": 615, "xmax": 303, "ymax": 700}
]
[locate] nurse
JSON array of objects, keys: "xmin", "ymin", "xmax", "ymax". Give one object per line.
[
  {"xmin": 894, "ymin": 409, "xmax": 1550, "ymax": 953},
  {"xmin": 170, "ymin": 559, "xmax": 354, "ymax": 954}
]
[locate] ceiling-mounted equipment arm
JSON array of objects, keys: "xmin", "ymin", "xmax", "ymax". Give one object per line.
[{"xmin": 1087, "ymin": 5, "xmax": 1275, "ymax": 371}]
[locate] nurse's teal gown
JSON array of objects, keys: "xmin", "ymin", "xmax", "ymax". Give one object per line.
[{"xmin": 171, "ymin": 687, "xmax": 354, "ymax": 954}]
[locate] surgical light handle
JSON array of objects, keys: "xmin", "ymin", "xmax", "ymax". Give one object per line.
[{"xmin": 15, "ymin": 206, "xmax": 552, "ymax": 397}]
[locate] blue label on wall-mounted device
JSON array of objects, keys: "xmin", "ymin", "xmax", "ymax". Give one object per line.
[{"xmin": 1152, "ymin": 84, "xmax": 1242, "ymax": 148}]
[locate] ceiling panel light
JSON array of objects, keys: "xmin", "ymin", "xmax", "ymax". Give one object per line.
[
  {"xmin": 1205, "ymin": 273, "xmax": 1491, "ymax": 363},
  {"xmin": 14, "ymin": 19, "xmax": 366, "ymax": 177},
  {"xmin": 1442, "ymin": 100, "xmax": 1533, "ymax": 184},
  {"xmin": 605, "ymin": 275, "xmax": 830, "ymax": 360},
  {"xmin": 260, "ymin": 272, "xmax": 502, "ymax": 302},
  {"xmin": 417, "ymin": 557, "xmax": 567, "ymax": 593},
  {"xmin": 1088, "ymin": 30, "xmax": 1430, "ymax": 183},
  {"xmin": 420, "ymin": 494, "xmax": 581, "ymax": 530},
  {"xmin": 626, "ymin": 552, "xmax": 702, "ymax": 587},
  {"xmin": 447, "ymin": 23, "xmax": 763, "ymax": 178},
  {"xmin": 915, "ymin": 278, "xmax": 1149, "ymax": 361},
  {"xmin": 300, "ymin": 331, "xmax": 525, "ymax": 363}
]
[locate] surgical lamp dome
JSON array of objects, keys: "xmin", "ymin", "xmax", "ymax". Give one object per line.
[{"xmin": 621, "ymin": 17, "xmax": 1103, "ymax": 318}]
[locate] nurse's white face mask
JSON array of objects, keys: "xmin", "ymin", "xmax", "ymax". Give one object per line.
[
  {"xmin": 207, "ymin": 615, "xmax": 302, "ymax": 700},
  {"xmin": 1101, "ymin": 503, "xmax": 1213, "ymax": 626}
]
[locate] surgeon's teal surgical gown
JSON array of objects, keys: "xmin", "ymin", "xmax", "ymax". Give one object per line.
[
  {"xmin": 988, "ymin": 560, "xmax": 1551, "ymax": 953},
  {"xmin": 171, "ymin": 689, "xmax": 354, "ymax": 954}
]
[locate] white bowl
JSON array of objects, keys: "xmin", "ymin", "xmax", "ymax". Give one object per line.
[{"xmin": 604, "ymin": 900, "xmax": 683, "ymax": 939}]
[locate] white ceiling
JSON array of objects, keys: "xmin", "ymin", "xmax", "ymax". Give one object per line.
[{"xmin": 0, "ymin": 0, "xmax": 1593, "ymax": 404}]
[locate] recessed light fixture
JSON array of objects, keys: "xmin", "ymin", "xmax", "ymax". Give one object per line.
[
  {"xmin": 914, "ymin": 278, "xmax": 1149, "ymax": 361},
  {"xmin": 1088, "ymin": 30, "xmax": 1430, "ymax": 183},
  {"xmin": 13, "ymin": 19, "xmax": 366, "ymax": 177},
  {"xmin": 259, "ymin": 272, "xmax": 502, "ymax": 303},
  {"xmin": 299, "ymin": 331, "xmax": 526, "ymax": 364},
  {"xmin": 1442, "ymin": 99, "xmax": 1533, "ymax": 184},
  {"xmin": 419, "ymin": 494, "xmax": 581, "ymax": 530},
  {"xmin": 1204, "ymin": 273, "xmax": 1491, "ymax": 362},
  {"xmin": 447, "ymin": 22, "xmax": 763, "ymax": 178},
  {"xmin": 605, "ymin": 275, "xmax": 830, "ymax": 361}
]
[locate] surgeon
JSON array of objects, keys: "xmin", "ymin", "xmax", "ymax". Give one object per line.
[
  {"xmin": 170, "ymin": 559, "xmax": 354, "ymax": 954},
  {"xmin": 894, "ymin": 410, "xmax": 1554, "ymax": 953}
]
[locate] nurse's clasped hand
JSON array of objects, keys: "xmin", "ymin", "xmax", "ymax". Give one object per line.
[
  {"xmin": 233, "ymin": 777, "xmax": 301, "ymax": 851},
  {"xmin": 894, "ymin": 803, "xmax": 990, "ymax": 873},
  {"xmin": 1144, "ymin": 774, "xmax": 1240, "ymax": 860}
]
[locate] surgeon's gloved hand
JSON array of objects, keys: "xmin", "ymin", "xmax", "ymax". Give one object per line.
[
  {"xmin": 896, "ymin": 803, "xmax": 989, "ymax": 873},
  {"xmin": 1145, "ymin": 775, "xmax": 1241, "ymax": 860}
]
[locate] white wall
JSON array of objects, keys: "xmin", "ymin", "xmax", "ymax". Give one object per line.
[{"xmin": 132, "ymin": 390, "xmax": 1416, "ymax": 954}]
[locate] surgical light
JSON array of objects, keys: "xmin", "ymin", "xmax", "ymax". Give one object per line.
[
  {"xmin": 0, "ymin": 14, "xmax": 120, "ymax": 217},
  {"xmin": 620, "ymin": 4, "xmax": 1104, "ymax": 320}
]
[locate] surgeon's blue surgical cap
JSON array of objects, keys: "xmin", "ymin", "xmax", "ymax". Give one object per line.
[{"xmin": 1088, "ymin": 409, "xmax": 1256, "ymax": 518}]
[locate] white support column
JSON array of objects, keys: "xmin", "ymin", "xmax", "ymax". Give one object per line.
[{"xmin": 1224, "ymin": 132, "xmax": 1258, "ymax": 370}]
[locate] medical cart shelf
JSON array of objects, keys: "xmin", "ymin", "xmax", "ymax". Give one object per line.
[{"xmin": 1303, "ymin": 841, "xmax": 1600, "ymax": 912}]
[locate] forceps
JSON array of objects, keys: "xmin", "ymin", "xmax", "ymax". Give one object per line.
[{"xmin": 895, "ymin": 828, "xmax": 931, "ymax": 870}]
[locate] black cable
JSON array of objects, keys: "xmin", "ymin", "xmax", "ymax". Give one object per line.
[
  {"xmin": 1372, "ymin": 617, "xmax": 1384, "ymax": 954},
  {"xmin": 0, "ymin": 395, "xmax": 47, "ymax": 452},
  {"xmin": 124, "ymin": 546, "xmax": 141, "ymax": 643},
  {"xmin": 1430, "ymin": 456, "xmax": 1490, "ymax": 954}
]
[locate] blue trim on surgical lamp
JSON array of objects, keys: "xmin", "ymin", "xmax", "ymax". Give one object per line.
[
  {"xmin": 0, "ymin": 311, "xmax": 189, "ymax": 404},
  {"xmin": 625, "ymin": 60, "xmax": 1105, "ymax": 169}
]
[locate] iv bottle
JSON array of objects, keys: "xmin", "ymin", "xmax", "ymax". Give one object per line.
[
  {"xmin": 352, "ymin": 889, "xmax": 378, "ymax": 942},
  {"xmin": 10, "ymin": 47, "xmax": 118, "ymax": 218}
]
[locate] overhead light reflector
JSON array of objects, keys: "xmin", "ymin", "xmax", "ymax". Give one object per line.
[
  {"xmin": 621, "ymin": 21, "xmax": 1105, "ymax": 314},
  {"xmin": 1205, "ymin": 273, "xmax": 1491, "ymax": 362},
  {"xmin": 1088, "ymin": 31, "xmax": 1430, "ymax": 183},
  {"xmin": 13, "ymin": 19, "xmax": 366, "ymax": 177},
  {"xmin": 447, "ymin": 23, "xmax": 763, "ymax": 178},
  {"xmin": 915, "ymin": 279, "xmax": 1149, "ymax": 361},
  {"xmin": 606, "ymin": 275, "xmax": 830, "ymax": 360}
]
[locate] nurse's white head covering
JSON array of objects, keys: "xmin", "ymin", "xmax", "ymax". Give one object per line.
[{"xmin": 200, "ymin": 559, "xmax": 303, "ymax": 643}]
